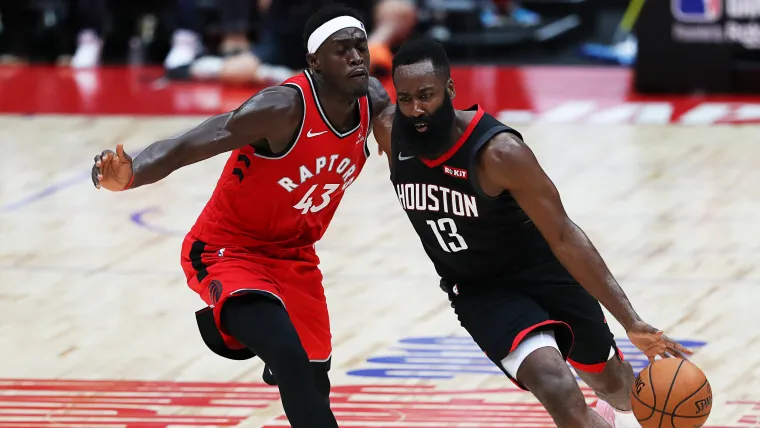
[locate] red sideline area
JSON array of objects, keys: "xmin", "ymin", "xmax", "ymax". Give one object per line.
[
  {"xmin": 0, "ymin": 379, "xmax": 744, "ymax": 427},
  {"xmin": 1, "ymin": 65, "xmax": 760, "ymax": 124}
]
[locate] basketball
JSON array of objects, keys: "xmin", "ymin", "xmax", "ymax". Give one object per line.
[{"xmin": 631, "ymin": 358, "xmax": 712, "ymax": 427}]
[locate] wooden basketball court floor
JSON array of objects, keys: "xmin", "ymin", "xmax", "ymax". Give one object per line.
[{"xmin": 1, "ymin": 66, "xmax": 759, "ymax": 427}]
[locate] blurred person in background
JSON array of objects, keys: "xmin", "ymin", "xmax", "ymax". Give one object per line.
[
  {"xmin": 169, "ymin": 0, "xmax": 417, "ymax": 85},
  {"xmin": 0, "ymin": 1, "xmax": 35, "ymax": 65},
  {"xmin": 216, "ymin": 0, "xmax": 258, "ymax": 57},
  {"xmin": 70, "ymin": 0, "xmax": 204, "ymax": 69},
  {"xmin": 482, "ymin": 0, "xmax": 541, "ymax": 28}
]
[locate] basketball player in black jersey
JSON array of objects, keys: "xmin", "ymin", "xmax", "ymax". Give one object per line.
[{"xmin": 372, "ymin": 38, "xmax": 693, "ymax": 428}]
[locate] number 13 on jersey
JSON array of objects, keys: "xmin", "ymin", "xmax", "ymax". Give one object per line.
[{"xmin": 426, "ymin": 218, "xmax": 468, "ymax": 253}]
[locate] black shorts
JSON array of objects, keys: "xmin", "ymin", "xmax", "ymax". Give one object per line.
[{"xmin": 440, "ymin": 260, "xmax": 621, "ymax": 390}]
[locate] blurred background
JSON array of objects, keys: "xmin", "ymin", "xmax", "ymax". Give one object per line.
[
  {"xmin": 2, "ymin": 1, "xmax": 760, "ymax": 427},
  {"xmin": 1, "ymin": 0, "xmax": 616, "ymax": 72},
  {"xmin": 1, "ymin": 0, "xmax": 756, "ymax": 92},
  {"xmin": 1, "ymin": 0, "xmax": 758, "ymax": 98}
]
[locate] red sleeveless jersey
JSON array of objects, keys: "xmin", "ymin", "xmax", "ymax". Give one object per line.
[{"xmin": 185, "ymin": 71, "xmax": 371, "ymax": 251}]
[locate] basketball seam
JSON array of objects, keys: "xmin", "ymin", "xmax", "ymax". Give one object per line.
[
  {"xmin": 631, "ymin": 390, "xmax": 711, "ymax": 418},
  {"xmin": 671, "ymin": 379, "xmax": 710, "ymax": 426},
  {"xmin": 641, "ymin": 364, "xmax": 656, "ymax": 421},
  {"xmin": 658, "ymin": 359, "xmax": 684, "ymax": 428},
  {"xmin": 632, "ymin": 407, "xmax": 712, "ymax": 418}
]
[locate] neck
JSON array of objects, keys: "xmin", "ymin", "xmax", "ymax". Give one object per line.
[{"xmin": 311, "ymin": 71, "xmax": 358, "ymax": 132}]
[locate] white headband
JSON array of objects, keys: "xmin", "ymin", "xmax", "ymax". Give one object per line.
[{"xmin": 307, "ymin": 16, "xmax": 367, "ymax": 54}]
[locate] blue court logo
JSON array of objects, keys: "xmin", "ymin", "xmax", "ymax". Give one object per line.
[
  {"xmin": 672, "ymin": 0, "xmax": 723, "ymax": 23},
  {"xmin": 347, "ymin": 336, "xmax": 707, "ymax": 380}
]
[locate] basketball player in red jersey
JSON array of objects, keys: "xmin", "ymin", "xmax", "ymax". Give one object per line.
[{"xmin": 90, "ymin": 5, "xmax": 390, "ymax": 427}]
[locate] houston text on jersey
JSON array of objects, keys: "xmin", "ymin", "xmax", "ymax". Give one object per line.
[{"xmin": 395, "ymin": 183, "xmax": 479, "ymax": 218}]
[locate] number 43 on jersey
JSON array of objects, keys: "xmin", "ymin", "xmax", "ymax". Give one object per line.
[
  {"xmin": 427, "ymin": 218, "xmax": 468, "ymax": 252},
  {"xmin": 294, "ymin": 183, "xmax": 340, "ymax": 214}
]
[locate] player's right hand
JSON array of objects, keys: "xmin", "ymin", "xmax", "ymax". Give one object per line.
[
  {"xmin": 92, "ymin": 143, "xmax": 134, "ymax": 191},
  {"xmin": 626, "ymin": 320, "xmax": 693, "ymax": 363}
]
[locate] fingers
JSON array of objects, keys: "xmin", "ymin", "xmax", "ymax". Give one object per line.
[
  {"xmin": 91, "ymin": 164, "xmax": 101, "ymax": 189},
  {"xmin": 116, "ymin": 143, "xmax": 127, "ymax": 163},
  {"xmin": 96, "ymin": 149, "xmax": 115, "ymax": 168},
  {"xmin": 644, "ymin": 342, "xmax": 666, "ymax": 359},
  {"xmin": 93, "ymin": 149, "xmax": 115, "ymax": 189},
  {"xmin": 642, "ymin": 333, "xmax": 693, "ymax": 362},
  {"xmin": 662, "ymin": 334, "xmax": 694, "ymax": 356},
  {"xmin": 666, "ymin": 345, "xmax": 691, "ymax": 359}
]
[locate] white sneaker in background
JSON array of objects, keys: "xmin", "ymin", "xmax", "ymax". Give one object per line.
[
  {"xmin": 164, "ymin": 29, "xmax": 202, "ymax": 69},
  {"xmin": 71, "ymin": 29, "xmax": 102, "ymax": 69}
]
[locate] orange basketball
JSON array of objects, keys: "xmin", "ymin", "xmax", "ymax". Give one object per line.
[{"xmin": 631, "ymin": 358, "xmax": 712, "ymax": 428}]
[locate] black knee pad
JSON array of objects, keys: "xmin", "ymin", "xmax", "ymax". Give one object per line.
[{"xmin": 195, "ymin": 306, "xmax": 255, "ymax": 361}]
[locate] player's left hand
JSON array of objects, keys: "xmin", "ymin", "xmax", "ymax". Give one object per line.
[{"xmin": 626, "ymin": 320, "xmax": 693, "ymax": 363}]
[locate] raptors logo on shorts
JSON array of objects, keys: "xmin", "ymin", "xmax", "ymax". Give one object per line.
[{"xmin": 208, "ymin": 280, "xmax": 223, "ymax": 306}]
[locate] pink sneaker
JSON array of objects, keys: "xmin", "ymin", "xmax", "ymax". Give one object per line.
[
  {"xmin": 594, "ymin": 400, "xmax": 617, "ymax": 426},
  {"xmin": 594, "ymin": 400, "xmax": 641, "ymax": 428}
]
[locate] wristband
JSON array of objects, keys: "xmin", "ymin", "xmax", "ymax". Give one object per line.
[{"xmin": 122, "ymin": 174, "xmax": 135, "ymax": 191}]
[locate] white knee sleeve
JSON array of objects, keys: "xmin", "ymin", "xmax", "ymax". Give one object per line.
[{"xmin": 500, "ymin": 330, "xmax": 561, "ymax": 378}]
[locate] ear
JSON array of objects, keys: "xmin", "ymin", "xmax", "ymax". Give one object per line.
[
  {"xmin": 306, "ymin": 53, "xmax": 320, "ymax": 73},
  {"xmin": 447, "ymin": 78, "xmax": 456, "ymax": 99}
]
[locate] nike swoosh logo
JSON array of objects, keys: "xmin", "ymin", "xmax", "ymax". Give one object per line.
[
  {"xmin": 307, "ymin": 129, "xmax": 327, "ymax": 138},
  {"xmin": 398, "ymin": 153, "xmax": 415, "ymax": 161}
]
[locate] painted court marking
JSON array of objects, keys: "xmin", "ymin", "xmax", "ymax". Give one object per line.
[{"xmin": 0, "ymin": 378, "xmax": 751, "ymax": 427}]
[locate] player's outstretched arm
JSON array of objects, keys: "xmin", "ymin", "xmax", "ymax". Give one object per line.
[
  {"xmin": 478, "ymin": 132, "xmax": 692, "ymax": 360},
  {"xmin": 373, "ymin": 105, "xmax": 394, "ymax": 163},
  {"xmin": 368, "ymin": 77, "xmax": 393, "ymax": 157},
  {"xmin": 368, "ymin": 77, "xmax": 391, "ymax": 121},
  {"xmin": 91, "ymin": 86, "xmax": 302, "ymax": 191}
]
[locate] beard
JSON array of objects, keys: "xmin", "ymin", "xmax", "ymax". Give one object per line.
[{"xmin": 394, "ymin": 91, "xmax": 456, "ymax": 159}]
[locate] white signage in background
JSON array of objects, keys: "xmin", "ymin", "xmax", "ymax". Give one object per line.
[
  {"xmin": 724, "ymin": 21, "xmax": 760, "ymax": 48},
  {"xmin": 671, "ymin": 0, "xmax": 760, "ymax": 48},
  {"xmin": 497, "ymin": 101, "xmax": 760, "ymax": 125},
  {"xmin": 727, "ymin": 0, "xmax": 760, "ymax": 19}
]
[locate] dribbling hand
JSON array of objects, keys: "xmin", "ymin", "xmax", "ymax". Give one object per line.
[
  {"xmin": 626, "ymin": 320, "xmax": 694, "ymax": 363},
  {"xmin": 92, "ymin": 143, "xmax": 134, "ymax": 191}
]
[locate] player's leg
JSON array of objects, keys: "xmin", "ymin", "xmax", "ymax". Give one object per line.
[
  {"xmin": 263, "ymin": 359, "xmax": 331, "ymax": 403},
  {"xmin": 220, "ymin": 294, "xmax": 339, "ymax": 427},
  {"xmin": 442, "ymin": 280, "xmax": 612, "ymax": 428},
  {"xmin": 574, "ymin": 350, "xmax": 634, "ymax": 410},
  {"xmin": 565, "ymin": 311, "xmax": 638, "ymax": 427},
  {"xmin": 518, "ymin": 261, "xmax": 638, "ymax": 427},
  {"xmin": 274, "ymin": 253, "xmax": 335, "ymax": 399},
  {"xmin": 180, "ymin": 240, "xmax": 339, "ymax": 428},
  {"xmin": 508, "ymin": 334, "xmax": 612, "ymax": 428}
]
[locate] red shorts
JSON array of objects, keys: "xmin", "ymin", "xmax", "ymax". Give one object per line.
[{"xmin": 180, "ymin": 236, "xmax": 331, "ymax": 362}]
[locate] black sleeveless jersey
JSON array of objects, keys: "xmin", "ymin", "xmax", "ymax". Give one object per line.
[{"xmin": 390, "ymin": 105, "xmax": 555, "ymax": 285}]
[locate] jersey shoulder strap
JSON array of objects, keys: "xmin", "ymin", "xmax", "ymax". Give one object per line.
[{"xmin": 465, "ymin": 111, "xmax": 524, "ymax": 199}]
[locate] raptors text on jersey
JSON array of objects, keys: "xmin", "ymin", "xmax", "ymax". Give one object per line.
[{"xmin": 186, "ymin": 71, "xmax": 372, "ymax": 250}]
